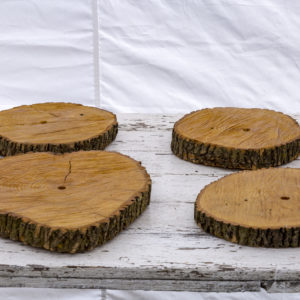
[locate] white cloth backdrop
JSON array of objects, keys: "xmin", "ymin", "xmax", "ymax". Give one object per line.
[
  {"xmin": 0, "ymin": 0, "xmax": 300, "ymax": 299},
  {"xmin": 1, "ymin": 289, "xmax": 300, "ymax": 300},
  {"xmin": 99, "ymin": 0, "xmax": 300, "ymax": 114},
  {"xmin": 0, "ymin": 0, "xmax": 95, "ymax": 111}
]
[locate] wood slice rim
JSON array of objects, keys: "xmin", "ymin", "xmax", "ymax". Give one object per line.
[
  {"xmin": 0, "ymin": 151, "xmax": 151, "ymax": 253},
  {"xmin": 195, "ymin": 168, "xmax": 300, "ymax": 247},
  {"xmin": 0, "ymin": 102, "xmax": 118, "ymax": 156},
  {"xmin": 172, "ymin": 108, "xmax": 300, "ymax": 170}
]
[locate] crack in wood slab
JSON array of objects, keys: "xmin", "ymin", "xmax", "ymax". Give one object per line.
[
  {"xmin": 63, "ymin": 160, "xmax": 72, "ymax": 183},
  {"xmin": 0, "ymin": 113, "xmax": 298, "ymax": 291}
]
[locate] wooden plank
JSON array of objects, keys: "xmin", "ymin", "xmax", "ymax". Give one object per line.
[
  {"xmin": 0, "ymin": 113, "xmax": 298, "ymax": 292},
  {"xmin": 108, "ymin": 130, "xmax": 300, "ymax": 175},
  {"xmin": 0, "ymin": 277, "xmax": 260, "ymax": 292},
  {"xmin": 117, "ymin": 113, "xmax": 300, "ymax": 132},
  {"xmin": 262, "ymin": 281, "xmax": 300, "ymax": 293}
]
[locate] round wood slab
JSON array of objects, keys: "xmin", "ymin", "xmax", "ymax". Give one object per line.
[
  {"xmin": 172, "ymin": 108, "xmax": 300, "ymax": 169},
  {"xmin": 0, "ymin": 151, "xmax": 151, "ymax": 253},
  {"xmin": 195, "ymin": 168, "xmax": 300, "ymax": 247},
  {"xmin": 0, "ymin": 102, "xmax": 118, "ymax": 156}
]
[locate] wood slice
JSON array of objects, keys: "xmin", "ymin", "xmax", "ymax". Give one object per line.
[
  {"xmin": 0, "ymin": 151, "xmax": 151, "ymax": 253},
  {"xmin": 195, "ymin": 168, "xmax": 300, "ymax": 247},
  {"xmin": 171, "ymin": 108, "xmax": 300, "ymax": 169},
  {"xmin": 0, "ymin": 102, "xmax": 118, "ymax": 156}
]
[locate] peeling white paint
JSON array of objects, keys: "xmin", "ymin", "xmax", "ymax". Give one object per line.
[{"xmin": 0, "ymin": 114, "xmax": 299, "ymax": 292}]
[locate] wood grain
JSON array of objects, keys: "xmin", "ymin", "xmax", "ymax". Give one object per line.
[
  {"xmin": 0, "ymin": 102, "xmax": 118, "ymax": 156},
  {"xmin": 0, "ymin": 114, "xmax": 299, "ymax": 292},
  {"xmin": 172, "ymin": 108, "xmax": 300, "ymax": 169},
  {"xmin": 195, "ymin": 168, "xmax": 300, "ymax": 247},
  {"xmin": 0, "ymin": 151, "xmax": 151, "ymax": 253}
]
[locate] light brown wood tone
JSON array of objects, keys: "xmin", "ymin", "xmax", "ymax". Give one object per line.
[
  {"xmin": 195, "ymin": 168, "xmax": 300, "ymax": 247},
  {"xmin": 0, "ymin": 151, "xmax": 151, "ymax": 253},
  {"xmin": 172, "ymin": 108, "xmax": 300, "ymax": 169},
  {"xmin": 0, "ymin": 102, "xmax": 118, "ymax": 156}
]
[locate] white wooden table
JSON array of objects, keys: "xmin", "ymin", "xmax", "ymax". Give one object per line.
[{"xmin": 0, "ymin": 113, "xmax": 299, "ymax": 293}]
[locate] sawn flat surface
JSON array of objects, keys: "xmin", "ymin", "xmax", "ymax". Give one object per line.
[{"xmin": 0, "ymin": 113, "xmax": 299, "ymax": 292}]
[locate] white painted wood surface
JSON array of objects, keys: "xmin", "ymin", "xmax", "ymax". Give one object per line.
[{"xmin": 0, "ymin": 113, "xmax": 299, "ymax": 292}]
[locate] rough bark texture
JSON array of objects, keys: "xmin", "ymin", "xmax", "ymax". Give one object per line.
[
  {"xmin": 172, "ymin": 129, "xmax": 300, "ymax": 170},
  {"xmin": 0, "ymin": 102, "xmax": 118, "ymax": 156},
  {"xmin": 0, "ymin": 185, "xmax": 151, "ymax": 253},
  {"xmin": 172, "ymin": 108, "xmax": 300, "ymax": 170},
  {"xmin": 195, "ymin": 168, "xmax": 300, "ymax": 247},
  {"xmin": 0, "ymin": 151, "xmax": 151, "ymax": 253},
  {"xmin": 0, "ymin": 123, "xmax": 118, "ymax": 157},
  {"xmin": 195, "ymin": 210, "xmax": 300, "ymax": 248}
]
